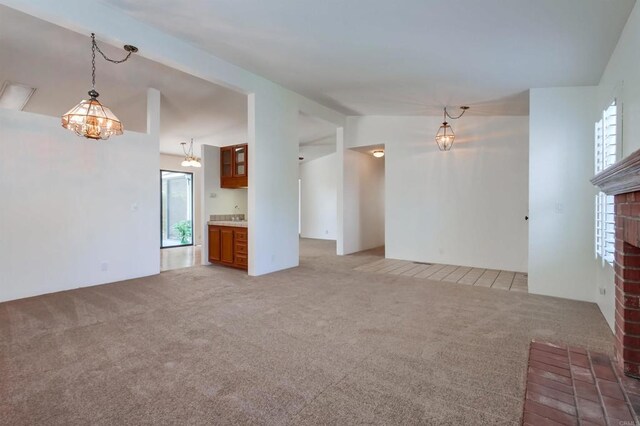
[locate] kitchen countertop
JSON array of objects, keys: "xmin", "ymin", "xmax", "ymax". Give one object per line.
[{"xmin": 208, "ymin": 221, "xmax": 248, "ymax": 228}]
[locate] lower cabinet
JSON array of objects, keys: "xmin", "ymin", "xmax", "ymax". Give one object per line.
[
  {"xmin": 208, "ymin": 225, "xmax": 248, "ymax": 270},
  {"xmin": 220, "ymin": 228, "xmax": 234, "ymax": 264},
  {"xmin": 234, "ymin": 228, "xmax": 248, "ymax": 268}
]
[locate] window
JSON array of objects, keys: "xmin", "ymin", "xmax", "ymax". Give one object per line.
[{"xmin": 595, "ymin": 100, "xmax": 618, "ymax": 265}]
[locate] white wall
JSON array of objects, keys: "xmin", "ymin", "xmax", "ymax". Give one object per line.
[
  {"xmin": 529, "ymin": 86, "xmax": 597, "ymax": 302},
  {"xmin": 248, "ymin": 90, "xmax": 300, "ymax": 275},
  {"xmin": 160, "ymin": 154, "xmax": 203, "ymax": 245},
  {"xmin": 593, "ymin": 2, "xmax": 640, "ymax": 329},
  {"xmin": 0, "ymin": 89, "xmax": 160, "ymax": 302},
  {"xmin": 299, "ymin": 153, "xmax": 338, "ymax": 240},
  {"xmin": 600, "ymin": 3, "xmax": 640, "ymax": 158},
  {"xmin": 339, "ymin": 147, "xmax": 386, "ymax": 254},
  {"xmin": 346, "ymin": 116, "xmax": 528, "ymax": 272}
]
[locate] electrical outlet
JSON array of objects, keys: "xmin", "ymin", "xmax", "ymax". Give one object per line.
[
  {"xmin": 100, "ymin": 262, "xmax": 109, "ymax": 272},
  {"xmin": 599, "ymin": 288, "xmax": 606, "ymax": 295}
]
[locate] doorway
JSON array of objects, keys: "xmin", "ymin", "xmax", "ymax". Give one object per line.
[{"xmin": 161, "ymin": 170, "xmax": 194, "ymax": 248}]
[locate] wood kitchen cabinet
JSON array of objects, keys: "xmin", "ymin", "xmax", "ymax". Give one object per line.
[
  {"xmin": 208, "ymin": 226, "xmax": 221, "ymax": 262},
  {"xmin": 220, "ymin": 228, "xmax": 235, "ymax": 264},
  {"xmin": 220, "ymin": 144, "xmax": 248, "ymax": 188},
  {"xmin": 208, "ymin": 225, "xmax": 248, "ymax": 270}
]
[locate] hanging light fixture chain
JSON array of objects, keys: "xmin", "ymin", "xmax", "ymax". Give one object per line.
[
  {"xmin": 92, "ymin": 35, "xmax": 135, "ymax": 64},
  {"xmin": 91, "ymin": 33, "xmax": 97, "ymax": 90},
  {"xmin": 444, "ymin": 106, "xmax": 470, "ymax": 120}
]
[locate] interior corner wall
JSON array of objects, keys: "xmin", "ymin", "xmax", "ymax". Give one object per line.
[
  {"xmin": 0, "ymin": 108, "xmax": 160, "ymax": 303},
  {"xmin": 529, "ymin": 86, "xmax": 598, "ymax": 302},
  {"xmin": 345, "ymin": 116, "xmax": 528, "ymax": 271},
  {"xmin": 341, "ymin": 149, "xmax": 385, "ymax": 254},
  {"xmin": 160, "ymin": 154, "xmax": 203, "ymax": 245},
  {"xmin": 299, "ymin": 153, "xmax": 338, "ymax": 240}
]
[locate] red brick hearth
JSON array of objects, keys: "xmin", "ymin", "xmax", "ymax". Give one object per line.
[{"xmin": 522, "ymin": 341, "xmax": 638, "ymax": 425}]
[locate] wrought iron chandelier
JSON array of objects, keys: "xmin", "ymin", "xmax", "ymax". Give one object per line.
[
  {"xmin": 180, "ymin": 139, "xmax": 201, "ymax": 168},
  {"xmin": 61, "ymin": 33, "xmax": 138, "ymax": 140},
  {"xmin": 435, "ymin": 106, "xmax": 470, "ymax": 151}
]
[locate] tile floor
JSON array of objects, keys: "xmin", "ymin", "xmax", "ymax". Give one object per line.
[
  {"xmin": 160, "ymin": 245, "xmax": 201, "ymax": 271},
  {"xmin": 355, "ymin": 258, "xmax": 528, "ymax": 292}
]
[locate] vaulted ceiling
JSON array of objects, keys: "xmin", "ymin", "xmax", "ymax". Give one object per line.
[
  {"xmin": 1, "ymin": 1, "xmax": 636, "ymax": 155},
  {"xmin": 99, "ymin": 0, "xmax": 636, "ymax": 115}
]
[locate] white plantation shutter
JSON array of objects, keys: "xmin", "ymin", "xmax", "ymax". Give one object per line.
[
  {"xmin": 595, "ymin": 119, "xmax": 604, "ymax": 174},
  {"xmin": 595, "ymin": 193, "xmax": 603, "ymax": 259},
  {"xmin": 595, "ymin": 99, "xmax": 618, "ymax": 266},
  {"xmin": 603, "ymin": 102, "xmax": 618, "ymax": 169},
  {"xmin": 603, "ymin": 194, "xmax": 615, "ymax": 264}
]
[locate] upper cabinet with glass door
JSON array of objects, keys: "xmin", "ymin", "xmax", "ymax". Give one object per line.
[
  {"xmin": 220, "ymin": 143, "xmax": 248, "ymax": 188},
  {"xmin": 221, "ymin": 147, "xmax": 233, "ymax": 179},
  {"xmin": 234, "ymin": 145, "xmax": 247, "ymax": 177}
]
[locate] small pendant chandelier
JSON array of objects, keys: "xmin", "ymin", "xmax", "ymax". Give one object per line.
[
  {"xmin": 435, "ymin": 106, "xmax": 469, "ymax": 151},
  {"xmin": 180, "ymin": 139, "xmax": 201, "ymax": 168},
  {"xmin": 62, "ymin": 33, "xmax": 137, "ymax": 140}
]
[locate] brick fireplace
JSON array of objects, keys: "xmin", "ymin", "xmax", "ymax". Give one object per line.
[{"xmin": 592, "ymin": 150, "xmax": 640, "ymax": 378}]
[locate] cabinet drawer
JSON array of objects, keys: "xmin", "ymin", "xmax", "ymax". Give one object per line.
[
  {"xmin": 235, "ymin": 229, "xmax": 248, "ymax": 242},
  {"xmin": 235, "ymin": 255, "xmax": 248, "ymax": 267},
  {"xmin": 235, "ymin": 242, "xmax": 247, "ymax": 255}
]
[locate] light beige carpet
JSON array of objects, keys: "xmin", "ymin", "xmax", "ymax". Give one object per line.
[{"xmin": 0, "ymin": 239, "xmax": 613, "ymax": 425}]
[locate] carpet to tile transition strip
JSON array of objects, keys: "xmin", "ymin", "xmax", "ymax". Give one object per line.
[{"xmin": 522, "ymin": 340, "xmax": 639, "ymax": 425}]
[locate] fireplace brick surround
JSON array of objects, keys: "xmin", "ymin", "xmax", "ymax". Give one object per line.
[
  {"xmin": 592, "ymin": 149, "xmax": 640, "ymax": 379},
  {"xmin": 614, "ymin": 191, "xmax": 640, "ymax": 377}
]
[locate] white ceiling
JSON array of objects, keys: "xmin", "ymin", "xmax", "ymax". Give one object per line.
[
  {"xmin": 298, "ymin": 112, "xmax": 337, "ymax": 163},
  {"xmin": 99, "ymin": 0, "xmax": 635, "ymax": 115},
  {"xmin": 298, "ymin": 113, "xmax": 336, "ymax": 144},
  {"xmin": 0, "ymin": 4, "xmax": 338, "ymax": 156}
]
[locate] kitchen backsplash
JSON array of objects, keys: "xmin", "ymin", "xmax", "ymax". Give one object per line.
[{"xmin": 210, "ymin": 214, "xmax": 245, "ymax": 221}]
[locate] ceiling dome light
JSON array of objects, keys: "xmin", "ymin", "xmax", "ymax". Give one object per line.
[
  {"xmin": 435, "ymin": 106, "xmax": 469, "ymax": 151},
  {"xmin": 62, "ymin": 33, "xmax": 137, "ymax": 140},
  {"xmin": 372, "ymin": 150, "xmax": 385, "ymax": 158}
]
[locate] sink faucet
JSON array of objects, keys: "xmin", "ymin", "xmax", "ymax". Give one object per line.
[{"xmin": 234, "ymin": 205, "xmax": 239, "ymax": 221}]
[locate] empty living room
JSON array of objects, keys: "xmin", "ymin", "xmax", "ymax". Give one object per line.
[{"xmin": 2, "ymin": 1, "xmax": 640, "ymax": 424}]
